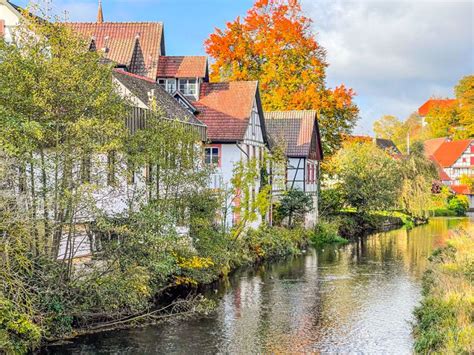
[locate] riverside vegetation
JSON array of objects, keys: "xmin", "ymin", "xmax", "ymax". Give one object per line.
[
  {"xmin": 0, "ymin": 11, "xmax": 336, "ymax": 353},
  {"xmin": 414, "ymin": 226, "xmax": 474, "ymax": 354}
]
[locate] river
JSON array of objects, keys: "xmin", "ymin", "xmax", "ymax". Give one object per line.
[{"xmin": 45, "ymin": 217, "xmax": 472, "ymax": 354}]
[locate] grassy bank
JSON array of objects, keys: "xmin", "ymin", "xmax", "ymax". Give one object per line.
[
  {"xmin": 321, "ymin": 210, "xmax": 418, "ymax": 239},
  {"xmin": 414, "ymin": 227, "xmax": 474, "ymax": 354}
]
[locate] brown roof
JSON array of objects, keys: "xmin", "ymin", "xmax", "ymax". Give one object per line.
[
  {"xmin": 265, "ymin": 110, "xmax": 323, "ymax": 160},
  {"xmin": 65, "ymin": 22, "xmax": 164, "ymax": 79},
  {"xmin": 112, "ymin": 69, "xmax": 206, "ymax": 140},
  {"xmin": 194, "ymin": 81, "xmax": 261, "ymax": 142},
  {"xmin": 432, "ymin": 139, "xmax": 472, "ymax": 167},
  {"xmin": 157, "ymin": 56, "xmax": 208, "ymax": 78},
  {"xmin": 424, "ymin": 137, "xmax": 448, "ymax": 157},
  {"xmin": 418, "ymin": 99, "xmax": 457, "ymax": 116}
]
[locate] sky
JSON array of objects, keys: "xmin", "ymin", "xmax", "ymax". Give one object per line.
[{"xmin": 15, "ymin": 0, "xmax": 474, "ymax": 135}]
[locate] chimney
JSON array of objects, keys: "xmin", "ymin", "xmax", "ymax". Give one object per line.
[{"xmin": 97, "ymin": 0, "xmax": 104, "ymax": 23}]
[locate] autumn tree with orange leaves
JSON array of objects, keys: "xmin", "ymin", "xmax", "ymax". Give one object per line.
[{"xmin": 205, "ymin": 0, "xmax": 359, "ymax": 154}]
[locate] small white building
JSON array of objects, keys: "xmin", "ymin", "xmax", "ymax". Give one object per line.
[
  {"xmin": 265, "ymin": 110, "xmax": 324, "ymax": 227},
  {"xmin": 0, "ymin": 0, "xmax": 22, "ymax": 42},
  {"xmin": 194, "ymin": 81, "xmax": 270, "ymax": 228}
]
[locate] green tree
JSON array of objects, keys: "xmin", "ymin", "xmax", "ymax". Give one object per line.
[
  {"xmin": 398, "ymin": 142, "xmax": 438, "ymax": 218},
  {"xmin": 329, "ymin": 141, "xmax": 400, "ymax": 212},
  {"xmin": 0, "ymin": 11, "xmax": 126, "ymax": 264},
  {"xmin": 277, "ymin": 189, "xmax": 313, "ymax": 228}
]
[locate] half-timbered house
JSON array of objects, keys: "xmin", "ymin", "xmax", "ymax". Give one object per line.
[{"xmin": 265, "ymin": 110, "xmax": 323, "ymax": 227}]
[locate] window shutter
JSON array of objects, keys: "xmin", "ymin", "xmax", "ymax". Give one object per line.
[{"xmin": 0, "ymin": 20, "xmax": 5, "ymax": 38}]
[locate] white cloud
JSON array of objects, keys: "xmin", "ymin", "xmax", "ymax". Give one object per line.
[{"xmin": 302, "ymin": 0, "xmax": 474, "ymax": 133}]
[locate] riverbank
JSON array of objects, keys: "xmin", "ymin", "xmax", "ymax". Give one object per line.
[
  {"xmin": 324, "ymin": 210, "xmax": 424, "ymax": 240},
  {"xmin": 4, "ymin": 225, "xmax": 324, "ymax": 353},
  {"xmin": 44, "ymin": 217, "xmax": 471, "ymax": 353},
  {"xmin": 414, "ymin": 226, "xmax": 474, "ymax": 353}
]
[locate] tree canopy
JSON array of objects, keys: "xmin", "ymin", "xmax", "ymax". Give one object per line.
[{"xmin": 205, "ymin": 0, "xmax": 359, "ymax": 155}]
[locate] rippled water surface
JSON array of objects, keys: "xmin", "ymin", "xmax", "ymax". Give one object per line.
[{"xmin": 46, "ymin": 217, "xmax": 472, "ymax": 354}]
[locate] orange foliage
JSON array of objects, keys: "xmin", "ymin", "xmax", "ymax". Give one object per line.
[{"xmin": 205, "ymin": 0, "xmax": 359, "ymax": 154}]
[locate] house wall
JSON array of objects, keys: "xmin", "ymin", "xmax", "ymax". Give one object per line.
[
  {"xmin": 0, "ymin": 2, "xmax": 20, "ymax": 43},
  {"xmin": 207, "ymin": 100, "xmax": 268, "ymax": 229},
  {"xmin": 444, "ymin": 141, "xmax": 474, "ymax": 184}
]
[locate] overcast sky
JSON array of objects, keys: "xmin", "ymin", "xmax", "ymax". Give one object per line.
[{"xmin": 16, "ymin": 0, "xmax": 474, "ymax": 134}]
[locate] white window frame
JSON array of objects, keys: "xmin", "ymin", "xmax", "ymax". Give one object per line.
[
  {"xmin": 158, "ymin": 78, "xmax": 176, "ymax": 93},
  {"xmin": 179, "ymin": 78, "xmax": 197, "ymax": 96},
  {"xmin": 205, "ymin": 147, "xmax": 219, "ymax": 165}
]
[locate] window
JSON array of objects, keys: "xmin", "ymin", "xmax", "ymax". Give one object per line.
[
  {"xmin": 205, "ymin": 147, "xmax": 219, "ymax": 165},
  {"xmin": 158, "ymin": 78, "xmax": 176, "ymax": 93},
  {"xmin": 179, "ymin": 79, "xmax": 197, "ymax": 96}
]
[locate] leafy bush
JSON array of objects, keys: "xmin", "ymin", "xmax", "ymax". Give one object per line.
[
  {"xmin": 310, "ymin": 219, "xmax": 348, "ymax": 246},
  {"xmin": 320, "ymin": 188, "xmax": 345, "ymax": 216},
  {"xmin": 447, "ymin": 195, "xmax": 469, "ymax": 216},
  {"xmin": 242, "ymin": 227, "xmax": 308, "ymax": 260},
  {"xmin": 276, "ymin": 190, "xmax": 313, "ymax": 228},
  {"xmin": 433, "ymin": 208, "xmax": 458, "ymax": 217},
  {"xmin": 414, "ymin": 228, "xmax": 474, "ymax": 353},
  {"xmin": 0, "ymin": 297, "xmax": 41, "ymax": 354}
]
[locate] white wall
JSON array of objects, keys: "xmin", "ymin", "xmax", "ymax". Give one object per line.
[{"xmin": 0, "ymin": 2, "xmax": 21, "ymax": 43}]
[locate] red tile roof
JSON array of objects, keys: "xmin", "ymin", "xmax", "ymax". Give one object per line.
[
  {"xmin": 424, "ymin": 137, "xmax": 448, "ymax": 157},
  {"xmin": 194, "ymin": 81, "xmax": 258, "ymax": 142},
  {"xmin": 451, "ymin": 184, "xmax": 472, "ymax": 195},
  {"xmin": 418, "ymin": 99, "xmax": 457, "ymax": 116},
  {"xmin": 432, "ymin": 139, "xmax": 472, "ymax": 167},
  {"xmin": 157, "ymin": 56, "xmax": 208, "ymax": 78},
  {"xmin": 429, "ymin": 156, "xmax": 451, "ymax": 181},
  {"xmin": 65, "ymin": 22, "xmax": 164, "ymax": 79}
]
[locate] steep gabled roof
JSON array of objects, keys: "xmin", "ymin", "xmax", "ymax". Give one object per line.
[
  {"xmin": 429, "ymin": 156, "xmax": 451, "ymax": 181},
  {"xmin": 112, "ymin": 69, "xmax": 206, "ymax": 136},
  {"xmin": 65, "ymin": 22, "xmax": 164, "ymax": 79},
  {"xmin": 264, "ymin": 110, "xmax": 323, "ymax": 160},
  {"xmin": 424, "ymin": 137, "xmax": 448, "ymax": 157},
  {"xmin": 432, "ymin": 139, "xmax": 472, "ymax": 167},
  {"xmin": 194, "ymin": 81, "xmax": 263, "ymax": 142},
  {"xmin": 157, "ymin": 56, "xmax": 208, "ymax": 79},
  {"xmin": 418, "ymin": 99, "xmax": 457, "ymax": 116},
  {"xmin": 375, "ymin": 138, "xmax": 401, "ymax": 155}
]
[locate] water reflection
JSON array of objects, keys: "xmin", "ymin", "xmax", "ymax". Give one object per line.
[{"xmin": 46, "ymin": 217, "xmax": 472, "ymax": 354}]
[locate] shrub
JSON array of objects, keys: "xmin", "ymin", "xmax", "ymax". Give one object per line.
[
  {"xmin": 320, "ymin": 188, "xmax": 344, "ymax": 216},
  {"xmin": 310, "ymin": 219, "xmax": 348, "ymax": 247},
  {"xmin": 414, "ymin": 228, "xmax": 474, "ymax": 354},
  {"xmin": 0, "ymin": 297, "xmax": 41, "ymax": 354},
  {"xmin": 448, "ymin": 195, "xmax": 469, "ymax": 216},
  {"xmin": 433, "ymin": 208, "xmax": 458, "ymax": 217},
  {"xmin": 277, "ymin": 190, "xmax": 313, "ymax": 228}
]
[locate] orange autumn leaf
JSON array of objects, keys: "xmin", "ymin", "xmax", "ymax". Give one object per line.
[{"xmin": 205, "ymin": 0, "xmax": 359, "ymax": 155}]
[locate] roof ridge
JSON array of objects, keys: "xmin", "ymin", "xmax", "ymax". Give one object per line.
[
  {"xmin": 64, "ymin": 21, "xmax": 163, "ymax": 25},
  {"xmin": 113, "ymin": 69, "xmax": 156, "ymax": 83}
]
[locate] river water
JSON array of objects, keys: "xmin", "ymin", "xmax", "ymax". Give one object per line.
[{"xmin": 46, "ymin": 217, "xmax": 472, "ymax": 354}]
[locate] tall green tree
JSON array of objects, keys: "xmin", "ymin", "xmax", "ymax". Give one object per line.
[
  {"xmin": 0, "ymin": 11, "xmax": 127, "ymax": 262},
  {"xmin": 328, "ymin": 141, "xmax": 401, "ymax": 212}
]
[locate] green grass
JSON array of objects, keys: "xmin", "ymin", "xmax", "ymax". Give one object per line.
[{"xmin": 414, "ymin": 228, "xmax": 474, "ymax": 354}]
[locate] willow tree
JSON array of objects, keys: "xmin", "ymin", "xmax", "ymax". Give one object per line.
[{"xmin": 0, "ymin": 11, "xmax": 126, "ymax": 261}]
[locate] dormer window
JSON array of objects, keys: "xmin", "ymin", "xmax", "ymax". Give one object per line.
[
  {"xmin": 179, "ymin": 79, "xmax": 197, "ymax": 96},
  {"xmin": 158, "ymin": 78, "xmax": 176, "ymax": 93}
]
